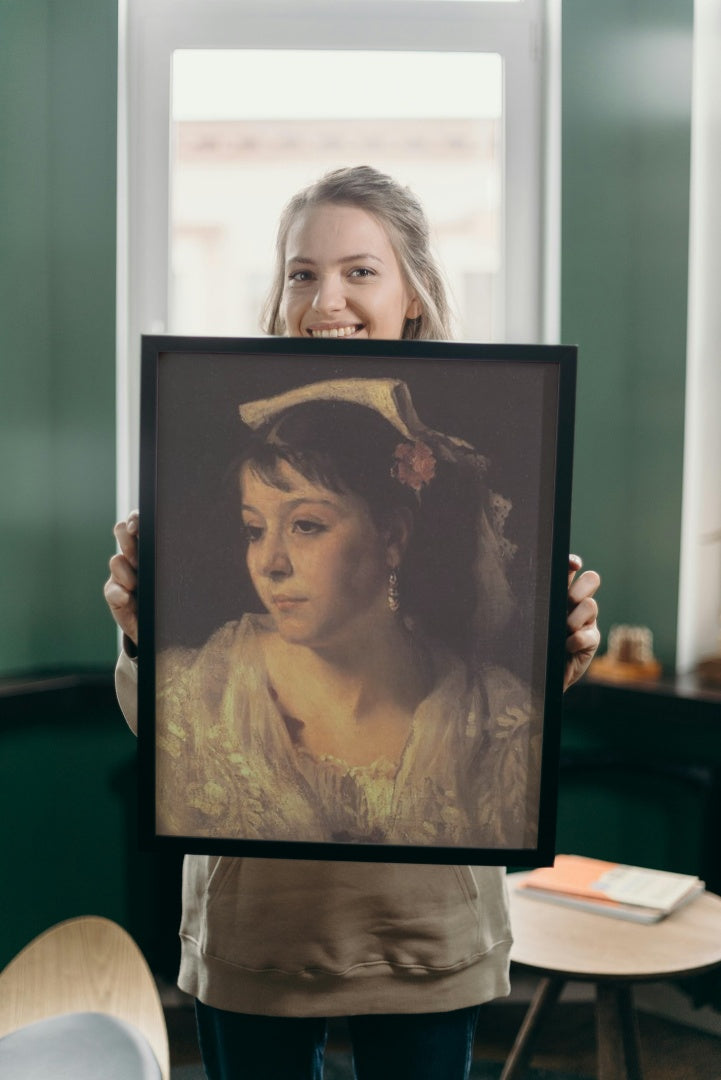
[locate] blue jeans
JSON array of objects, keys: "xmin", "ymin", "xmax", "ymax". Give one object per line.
[{"xmin": 195, "ymin": 1000, "xmax": 481, "ymax": 1080}]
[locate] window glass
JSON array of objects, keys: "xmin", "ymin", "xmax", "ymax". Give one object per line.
[{"xmin": 170, "ymin": 50, "xmax": 503, "ymax": 341}]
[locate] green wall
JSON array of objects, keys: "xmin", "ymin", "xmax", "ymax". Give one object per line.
[
  {"xmin": 0, "ymin": 0, "xmax": 118, "ymax": 675},
  {"xmin": 0, "ymin": 0, "xmax": 128, "ymax": 969},
  {"xmin": 562, "ymin": 0, "xmax": 693, "ymax": 669}
]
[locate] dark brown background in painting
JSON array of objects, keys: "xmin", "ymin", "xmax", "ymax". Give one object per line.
[{"xmin": 153, "ymin": 348, "xmax": 559, "ymax": 695}]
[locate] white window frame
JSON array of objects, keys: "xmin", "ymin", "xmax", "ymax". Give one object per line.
[
  {"xmin": 116, "ymin": 0, "xmax": 559, "ymax": 512},
  {"xmin": 677, "ymin": 0, "xmax": 721, "ymax": 674}
]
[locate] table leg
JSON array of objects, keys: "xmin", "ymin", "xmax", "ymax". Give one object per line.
[
  {"xmin": 596, "ymin": 982, "xmax": 643, "ymax": 1080},
  {"xmin": 500, "ymin": 976, "xmax": 565, "ymax": 1080}
]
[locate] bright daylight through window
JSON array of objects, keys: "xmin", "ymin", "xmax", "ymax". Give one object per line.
[{"xmin": 170, "ymin": 50, "xmax": 503, "ymax": 343}]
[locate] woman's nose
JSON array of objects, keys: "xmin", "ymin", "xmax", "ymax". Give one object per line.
[{"xmin": 312, "ymin": 273, "xmax": 345, "ymax": 315}]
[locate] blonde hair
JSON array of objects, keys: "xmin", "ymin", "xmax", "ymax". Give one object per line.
[{"xmin": 262, "ymin": 165, "xmax": 454, "ymax": 341}]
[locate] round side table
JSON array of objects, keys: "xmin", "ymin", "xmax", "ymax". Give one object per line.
[{"xmin": 502, "ymin": 873, "xmax": 721, "ymax": 1080}]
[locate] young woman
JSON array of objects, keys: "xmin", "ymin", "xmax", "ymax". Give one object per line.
[{"xmin": 106, "ymin": 166, "xmax": 600, "ymax": 1080}]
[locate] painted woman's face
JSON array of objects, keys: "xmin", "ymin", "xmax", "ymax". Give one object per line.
[
  {"xmin": 281, "ymin": 203, "xmax": 421, "ymax": 341},
  {"xmin": 240, "ymin": 460, "xmax": 392, "ymax": 649}
]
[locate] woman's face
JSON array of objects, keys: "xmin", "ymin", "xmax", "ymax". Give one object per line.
[
  {"xmin": 281, "ymin": 203, "xmax": 421, "ymax": 340},
  {"xmin": 240, "ymin": 460, "xmax": 393, "ymax": 649}
]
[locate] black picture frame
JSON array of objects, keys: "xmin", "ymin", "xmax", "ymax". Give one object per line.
[{"xmin": 138, "ymin": 335, "xmax": 576, "ymax": 866}]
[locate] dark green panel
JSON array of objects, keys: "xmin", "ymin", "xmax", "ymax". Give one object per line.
[
  {"xmin": 562, "ymin": 0, "xmax": 693, "ymax": 668},
  {"xmin": 0, "ymin": 689, "xmax": 132, "ymax": 967},
  {"xmin": 556, "ymin": 771, "xmax": 707, "ymax": 877},
  {"xmin": 0, "ymin": 2, "xmax": 55, "ymax": 669},
  {"xmin": 0, "ymin": 684, "xmax": 184, "ymax": 975},
  {"xmin": 0, "ymin": 0, "xmax": 118, "ymax": 674},
  {"xmin": 559, "ymin": 682, "xmax": 721, "ymax": 888},
  {"xmin": 47, "ymin": 0, "xmax": 118, "ymax": 667}
]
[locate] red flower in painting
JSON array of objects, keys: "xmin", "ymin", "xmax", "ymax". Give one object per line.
[{"xmin": 392, "ymin": 440, "xmax": 436, "ymax": 492}]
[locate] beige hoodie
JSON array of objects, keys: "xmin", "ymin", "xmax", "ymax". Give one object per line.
[{"xmin": 116, "ymin": 650, "xmax": 513, "ymax": 1016}]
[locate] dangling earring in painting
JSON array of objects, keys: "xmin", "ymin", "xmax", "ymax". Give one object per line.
[{"xmin": 388, "ymin": 569, "xmax": 400, "ymax": 613}]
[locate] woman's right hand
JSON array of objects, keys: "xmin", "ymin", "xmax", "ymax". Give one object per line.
[{"xmin": 103, "ymin": 510, "xmax": 139, "ymax": 646}]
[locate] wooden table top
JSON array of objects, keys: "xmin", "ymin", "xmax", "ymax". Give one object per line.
[{"xmin": 508, "ymin": 872, "xmax": 721, "ymax": 981}]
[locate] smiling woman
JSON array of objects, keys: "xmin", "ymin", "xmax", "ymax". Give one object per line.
[
  {"xmin": 108, "ymin": 152, "xmax": 595, "ymax": 1080},
  {"xmin": 281, "ymin": 204, "xmax": 422, "ymax": 340},
  {"xmin": 262, "ymin": 166, "xmax": 452, "ymax": 341}
]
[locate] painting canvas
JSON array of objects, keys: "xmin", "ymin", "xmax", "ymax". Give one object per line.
[{"xmin": 137, "ymin": 336, "xmax": 576, "ymax": 865}]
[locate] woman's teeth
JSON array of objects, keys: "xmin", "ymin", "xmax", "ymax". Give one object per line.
[{"xmin": 310, "ymin": 325, "xmax": 360, "ymax": 338}]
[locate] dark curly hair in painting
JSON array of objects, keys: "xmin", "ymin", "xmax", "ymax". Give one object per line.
[{"xmin": 237, "ymin": 399, "xmax": 516, "ymax": 664}]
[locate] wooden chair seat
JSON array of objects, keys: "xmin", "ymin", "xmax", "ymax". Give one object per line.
[{"xmin": 0, "ymin": 916, "xmax": 169, "ymax": 1079}]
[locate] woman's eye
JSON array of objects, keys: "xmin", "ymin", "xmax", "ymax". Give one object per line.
[
  {"xmin": 349, "ymin": 267, "xmax": 374, "ymax": 279},
  {"xmin": 243, "ymin": 524, "xmax": 263, "ymax": 543},
  {"xmin": 288, "ymin": 269, "xmax": 313, "ymax": 283},
  {"xmin": 292, "ymin": 519, "xmax": 327, "ymax": 535}
]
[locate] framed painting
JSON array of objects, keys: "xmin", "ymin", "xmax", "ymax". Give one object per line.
[{"xmin": 137, "ymin": 335, "xmax": 576, "ymax": 865}]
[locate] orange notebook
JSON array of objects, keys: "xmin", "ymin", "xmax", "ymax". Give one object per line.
[{"xmin": 516, "ymin": 855, "xmax": 704, "ymax": 923}]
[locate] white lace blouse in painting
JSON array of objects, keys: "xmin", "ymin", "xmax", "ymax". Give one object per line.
[{"xmin": 155, "ymin": 614, "xmax": 541, "ymax": 850}]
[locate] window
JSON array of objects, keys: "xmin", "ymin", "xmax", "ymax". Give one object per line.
[
  {"xmin": 169, "ymin": 49, "xmax": 503, "ymax": 340},
  {"xmin": 117, "ymin": 0, "xmax": 557, "ymax": 509}
]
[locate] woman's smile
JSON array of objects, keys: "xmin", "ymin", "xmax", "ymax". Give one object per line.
[{"xmin": 306, "ymin": 323, "xmax": 364, "ymax": 339}]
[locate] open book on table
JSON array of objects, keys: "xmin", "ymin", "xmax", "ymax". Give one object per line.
[{"xmin": 514, "ymin": 854, "xmax": 705, "ymax": 923}]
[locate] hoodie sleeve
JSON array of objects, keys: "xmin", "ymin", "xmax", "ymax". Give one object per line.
[{"xmin": 115, "ymin": 644, "xmax": 139, "ymax": 736}]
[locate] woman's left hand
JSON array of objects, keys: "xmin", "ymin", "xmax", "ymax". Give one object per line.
[{"xmin": 564, "ymin": 554, "xmax": 601, "ymax": 691}]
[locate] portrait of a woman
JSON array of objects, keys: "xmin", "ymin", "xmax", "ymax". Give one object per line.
[{"xmin": 153, "ymin": 375, "xmax": 540, "ymax": 851}]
